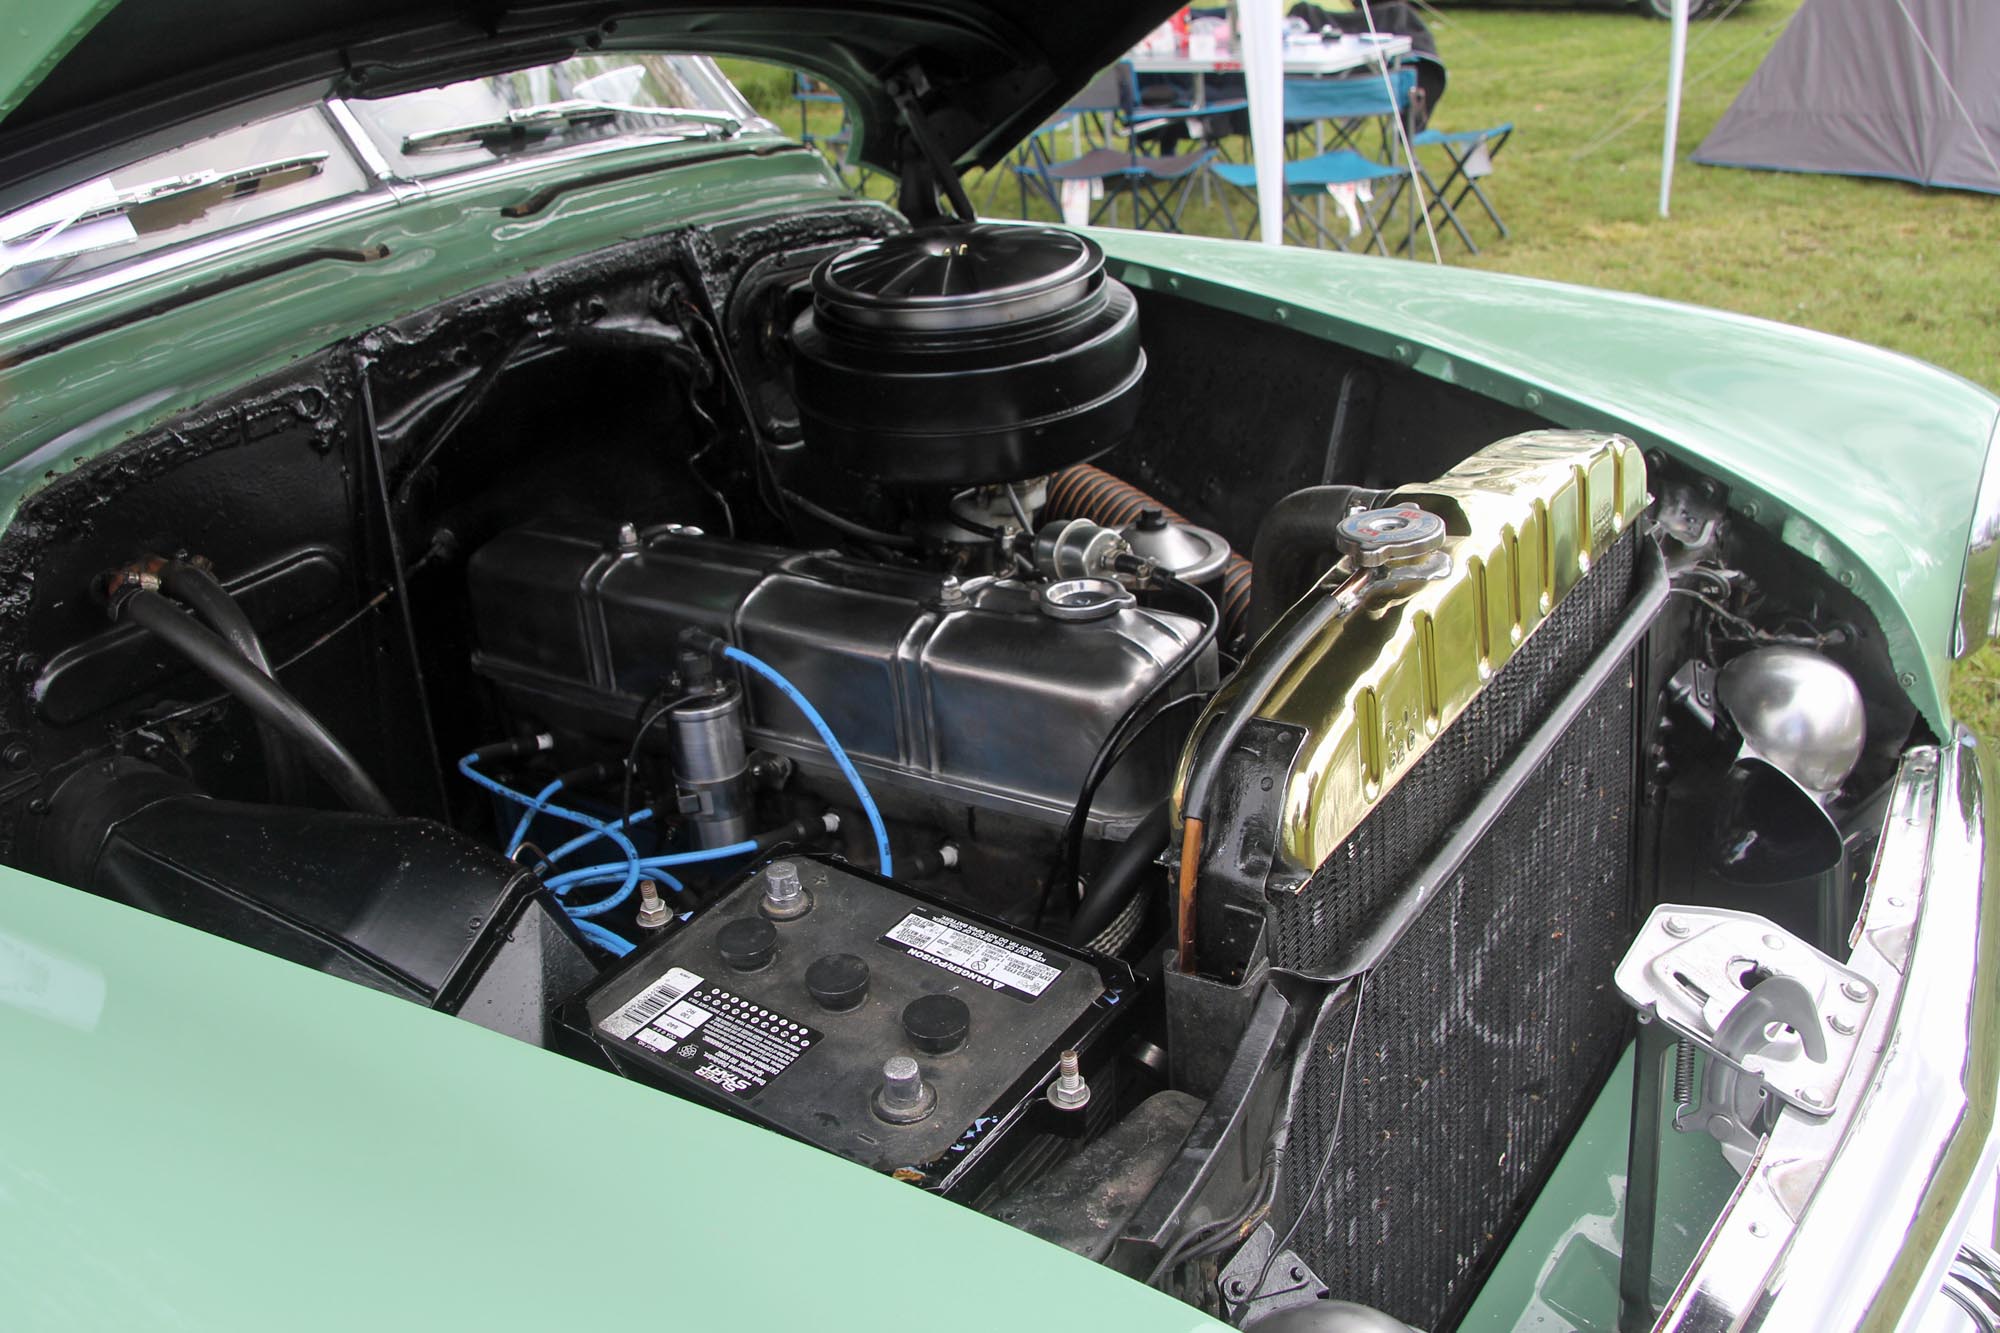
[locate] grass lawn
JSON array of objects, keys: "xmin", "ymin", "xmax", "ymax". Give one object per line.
[{"xmin": 722, "ymin": 0, "xmax": 2000, "ymax": 732}]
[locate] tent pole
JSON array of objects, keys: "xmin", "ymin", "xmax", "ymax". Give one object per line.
[
  {"xmin": 1242, "ymin": 0, "xmax": 1286, "ymax": 245},
  {"xmin": 1660, "ymin": 0, "xmax": 1690, "ymax": 217}
]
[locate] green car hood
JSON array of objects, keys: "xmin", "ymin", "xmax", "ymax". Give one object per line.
[
  {"xmin": 1096, "ymin": 230, "xmax": 2000, "ymax": 734},
  {"xmin": 0, "ymin": 861, "xmax": 1214, "ymax": 1331},
  {"xmin": 0, "ymin": 0, "xmax": 1174, "ymax": 211}
]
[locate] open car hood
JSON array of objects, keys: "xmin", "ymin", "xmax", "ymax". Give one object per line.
[{"xmin": 0, "ymin": 0, "xmax": 1176, "ymax": 205}]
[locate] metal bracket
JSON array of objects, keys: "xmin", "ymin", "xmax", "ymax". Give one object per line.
[
  {"xmin": 1664, "ymin": 658, "xmax": 1720, "ymax": 735},
  {"xmin": 1616, "ymin": 906, "xmax": 1876, "ymax": 1166},
  {"xmin": 1217, "ymin": 1222, "xmax": 1328, "ymax": 1324}
]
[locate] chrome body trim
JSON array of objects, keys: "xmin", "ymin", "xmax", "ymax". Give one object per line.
[
  {"xmin": 1955, "ymin": 412, "xmax": 2000, "ymax": 658},
  {"xmin": 321, "ymin": 99, "xmax": 426, "ymax": 204},
  {"xmin": 1942, "ymin": 1241, "xmax": 2000, "ymax": 1331},
  {"xmin": 1657, "ymin": 731, "xmax": 2000, "ymax": 1332}
]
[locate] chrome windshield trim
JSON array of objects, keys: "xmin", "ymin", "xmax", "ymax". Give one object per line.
[
  {"xmin": 0, "ymin": 130, "xmax": 789, "ymax": 333},
  {"xmin": 1658, "ymin": 732, "xmax": 2000, "ymax": 1333},
  {"xmin": 321, "ymin": 100, "xmax": 425, "ymax": 203}
]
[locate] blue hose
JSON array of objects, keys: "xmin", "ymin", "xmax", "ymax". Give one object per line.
[
  {"xmin": 570, "ymin": 918, "xmax": 634, "ymax": 957},
  {"xmin": 722, "ymin": 645, "xmax": 892, "ymax": 875}
]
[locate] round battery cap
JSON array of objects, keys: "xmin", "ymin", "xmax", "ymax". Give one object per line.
[
  {"xmin": 805, "ymin": 952, "xmax": 871, "ymax": 1012},
  {"xmin": 717, "ymin": 916, "xmax": 778, "ymax": 972},
  {"xmin": 902, "ymin": 993, "xmax": 971, "ymax": 1054}
]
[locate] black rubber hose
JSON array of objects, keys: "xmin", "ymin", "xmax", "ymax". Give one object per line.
[
  {"xmin": 1245, "ymin": 484, "xmax": 1385, "ymax": 642},
  {"xmin": 1066, "ymin": 802, "xmax": 1172, "ymax": 947},
  {"xmin": 1052, "ymin": 574, "xmax": 1218, "ymax": 893},
  {"xmin": 115, "ymin": 589, "xmax": 395, "ymax": 816},
  {"xmin": 155, "ymin": 560, "xmax": 306, "ymax": 803}
]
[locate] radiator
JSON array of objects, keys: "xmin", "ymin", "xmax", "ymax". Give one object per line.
[{"xmin": 1277, "ymin": 524, "xmax": 1643, "ymax": 1329}]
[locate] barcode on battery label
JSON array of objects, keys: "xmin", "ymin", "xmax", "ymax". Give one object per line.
[
  {"xmin": 880, "ymin": 912, "xmax": 1062, "ymax": 999},
  {"xmin": 600, "ymin": 966, "xmax": 705, "ymax": 1040}
]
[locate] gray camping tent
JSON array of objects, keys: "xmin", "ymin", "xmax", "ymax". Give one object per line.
[{"xmin": 1695, "ymin": 0, "xmax": 2000, "ymax": 195}]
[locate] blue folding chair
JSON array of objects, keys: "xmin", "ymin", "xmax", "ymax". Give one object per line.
[
  {"xmin": 1282, "ymin": 68, "xmax": 1415, "ymax": 160},
  {"xmin": 1412, "ymin": 122, "xmax": 1513, "ymax": 242},
  {"xmin": 1015, "ymin": 63, "xmax": 1219, "ymax": 231},
  {"xmin": 1375, "ymin": 121, "xmax": 1514, "ymax": 255},
  {"xmin": 1212, "ymin": 150, "xmax": 1406, "ymax": 253},
  {"xmin": 1002, "ymin": 68, "xmax": 1125, "ymax": 215}
]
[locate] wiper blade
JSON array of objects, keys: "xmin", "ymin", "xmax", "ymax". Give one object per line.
[
  {"xmin": 401, "ymin": 101, "xmax": 739, "ymax": 153},
  {"xmin": 3, "ymin": 154, "xmax": 331, "ymax": 242},
  {"xmin": 0, "ymin": 153, "xmax": 332, "ymax": 277}
]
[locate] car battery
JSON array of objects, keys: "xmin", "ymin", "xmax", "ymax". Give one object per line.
[{"xmin": 577, "ymin": 854, "xmax": 1132, "ymax": 1199}]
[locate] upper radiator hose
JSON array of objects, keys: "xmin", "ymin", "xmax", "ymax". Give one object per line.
[{"xmin": 1045, "ymin": 464, "xmax": 1253, "ymax": 652}]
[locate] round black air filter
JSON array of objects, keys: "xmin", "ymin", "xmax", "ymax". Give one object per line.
[{"xmin": 789, "ymin": 225, "xmax": 1145, "ymax": 486}]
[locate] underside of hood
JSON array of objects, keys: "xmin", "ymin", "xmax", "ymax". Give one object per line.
[{"xmin": 0, "ymin": 0, "xmax": 1172, "ymax": 207}]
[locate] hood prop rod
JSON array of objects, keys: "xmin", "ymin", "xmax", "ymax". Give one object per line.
[{"xmin": 887, "ymin": 69, "xmax": 977, "ymax": 225}]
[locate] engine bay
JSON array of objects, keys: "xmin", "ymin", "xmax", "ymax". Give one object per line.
[{"xmin": 0, "ymin": 206, "xmax": 1925, "ymax": 1326}]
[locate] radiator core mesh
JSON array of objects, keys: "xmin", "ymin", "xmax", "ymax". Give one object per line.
[{"xmin": 1274, "ymin": 529, "xmax": 1641, "ymax": 1329}]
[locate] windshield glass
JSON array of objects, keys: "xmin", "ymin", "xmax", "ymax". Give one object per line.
[
  {"xmin": 0, "ymin": 54, "xmax": 764, "ymax": 304},
  {"xmin": 345, "ymin": 55, "xmax": 759, "ymax": 180}
]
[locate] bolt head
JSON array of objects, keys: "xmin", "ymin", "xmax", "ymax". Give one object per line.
[
  {"xmin": 1827, "ymin": 1013, "xmax": 1855, "ymax": 1036},
  {"xmin": 1840, "ymin": 979, "xmax": 1868, "ymax": 1002},
  {"xmin": 1799, "ymin": 1087, "xmax": 1827, "ymax": 1108},
  {"xmin": 1663, "ymin": 915, "xmax": 1691, "ymax": 938}
]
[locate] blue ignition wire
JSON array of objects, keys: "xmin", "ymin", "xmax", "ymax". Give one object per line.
[
  {"xmin": 567, "ymin": 870, "xmax": 686, "ymax": 920},
  {"xmin": 721, "ymin": 645, "xmax": 892, "ymax": 875},
  {"xmin": 506, "ymin": 778, "xmax": 566, "ymax": 857},
  {"xmin": 570, "ymin": 918, "xmax": 634, "ymax": 957},
  {"xmin": 545, "ymin": 807, "xmax": 657, "ymax": 864},
  {"xmin": 457, "ymin": 751, "xmax": 642, "ymax": 916},
  {"xmin": 542, "ymin": 840, "xmax": 759, "ymax": 895}
]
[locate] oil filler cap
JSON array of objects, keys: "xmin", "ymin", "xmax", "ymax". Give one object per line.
[
  {"xmin": 718, "ymin": 917, "xmax": 778, "ymax": 972},
  {"xmin": 902, "ymin": 994, "xmax": 971, "ymax": 1054},
  {"xmin": 806, "ymin": 952, "xmax": 871, "ymax": 1012}
]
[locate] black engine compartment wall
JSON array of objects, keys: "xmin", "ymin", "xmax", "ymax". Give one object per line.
[{"xmin": 0, "ymin": 204, "xmax": 898, "ymax": 865}]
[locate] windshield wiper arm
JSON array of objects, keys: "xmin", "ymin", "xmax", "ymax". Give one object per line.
[
  {"xmin": 400, "ymin": 101, "xmax": 739, "ymax": 153},
  {"xmin": 7, "ymin": 155, "xmax": 334, "ymax": 241},
  {"xmin": 0, "ymin": 154, "xmax": 333, "ymax": 275}
]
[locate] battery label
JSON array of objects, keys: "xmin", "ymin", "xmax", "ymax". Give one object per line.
[
  {"xmin": 880, "ymin": 910, "xmax": 1063, "ymax": 1002},
  {"xmin": 599, "ymin": 965, "xmax": 705, "ymax": 1040},
  {"xmin": 605, "ymin": 972, "xmax": 819, "ymax": 1101}
]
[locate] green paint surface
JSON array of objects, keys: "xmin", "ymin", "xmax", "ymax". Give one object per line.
[
  {"xmin": 0, "ymin": 860, "xmax": 1219, "ymax": 1330},
  {"xmin": 1098, "ymin": 229, "xmax": 2000, "ymax": 734},
  {"xmin": 0, "ymin": 0, "xmax": 117, "ymax": 120}
]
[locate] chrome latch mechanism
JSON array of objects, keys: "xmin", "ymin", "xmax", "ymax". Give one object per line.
[{"xmin": 1615, "ymin": 905, "xmax": 1878, "ymax": 1169}]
